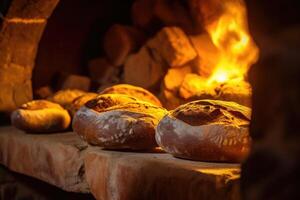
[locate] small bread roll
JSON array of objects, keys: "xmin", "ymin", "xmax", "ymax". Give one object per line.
[
  {"xmin": 73, "ymin": 94, "xmax": 168, "ymax": 150},
  {"xmin": 65, "ymin": 93, "xmax": 98, "ymax": 117},
  {"xmin": 99, "ymin": 84, "xmax": 162, "ymax": 106},
  {"xmin": 156, "ymin": 100, "xmax": 251, "ymax": 162},
  {"xmin": 11, "ymin": 100, "xmax": 71, "ymax": 133},
  {"xmin": 47, "ymin": 89, "xmax": 86, "ymax": 107}
]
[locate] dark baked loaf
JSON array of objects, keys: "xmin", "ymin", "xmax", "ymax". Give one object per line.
[
  {"xmin": 11, "ymin": 100, "xmax": 71, "ymax": 133},
  {"xmin": 99, "ymin": 84, "xmax": 162, "ymax": 106},
  {"xmin": 73, "ymin": 94, "xmax": 168, "ymax": 150},
  {"xmin": 47, "ymin": 89, "xmax": 86, "ymax": 107},
  {"xmin": 156, "ymin": 100, "xmax": 251, "ymax": 162}
]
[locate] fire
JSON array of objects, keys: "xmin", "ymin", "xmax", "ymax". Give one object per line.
[{"xmin": 206, "ymin": 0, "xmax": 259, "ymax": 84}]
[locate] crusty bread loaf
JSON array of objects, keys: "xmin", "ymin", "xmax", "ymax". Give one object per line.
[
  {"xmin": 73, "ymin": 94, "xmax": 168, "ymax": 150},
  {"xmin": 11, "ymin": 100, "xmax": 71, "ymax": 133},
  {"xmin": 65, "ymin": 93, "xmax": 97, "ymax": 117},
  {"xmin": 99, "ymin": 84, "xmax": 162, "ymax": 106},
  {"xmin": 156, "ymin": 100, "xmax": 251, "ymax": 162},
  {"xmin": 47, "ymin": 89, "xmax": 86, "ymax": 107}
]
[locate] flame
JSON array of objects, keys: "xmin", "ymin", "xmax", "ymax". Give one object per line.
[{"xmin": 206, "ymin": 0, "xmax": 259, "ymax": 84}]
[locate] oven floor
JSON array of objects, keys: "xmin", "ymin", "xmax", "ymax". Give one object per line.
[{"xmin": 0, "ymin": 126, "xmax": 240, "ymax": 200}]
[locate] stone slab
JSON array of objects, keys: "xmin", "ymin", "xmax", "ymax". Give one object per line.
[
  {"xmin": 0, "ymin": 126, "xmax": 241, "ymax": 199},
  {"xmin": 85, "ymin": 148, "xmax": 241, "ymax": 200},
  {"xmin": 0, "ymin": 126, "xmax": 89, "ymax": 193}
]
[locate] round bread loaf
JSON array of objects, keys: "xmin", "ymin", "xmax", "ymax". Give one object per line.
[
  {"xmin": 156, "ymin": 100, "xmax": 251, "ymax": 162},
  {"xmin": 99, "ymin": 84, "xmax": 162, "ymax": 106},
  {"xmin": 47, "ymin": 89, "xmax": 86, "ymax": 107},
  {"xmin": 73, "ymin": 94, "xmax": 168, "ymax": 150},
  {"xmin": 11, "ymin": 100, "xmax": 71, "ymax": 133},
  {"xmin": 65, "ymin": 92, "xmax": 98, "ymax": 117}
]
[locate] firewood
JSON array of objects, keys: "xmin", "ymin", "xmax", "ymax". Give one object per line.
[
  {"xmin": 124, "ymin": 47, "xmax": 166, "ymax": 89},
  {"xmin": 147, "ymin": 27, "xmax": 197, "ymax": 67},
  {"xmin": 103, "ymin": 24, "xmax": 147, "ymax": 66},
  {"xmin": 216, "ymin": 80, "xmax": 252, "ymax": 107},
  {"xmin": 61, "ymin": 74, "xmax": 91, "ymax": 92},
  {"xmin": 179, "ymin": 73, "xmax": 252, "ymax": 107},
  {"xmin": 179, "ymin": 73, "xmax": 216, "ymax": 100},
  {"xmin": 97, "ymin": 67, "xmax": 122, "ymax": 92},
  {"xmin": 154, "ymin": 0, "xmax": 194, "ymax": 33},
  {"xmin": 163, "ymin": 65, "xmax": 192, "ymax": 93},
  {"xmin": 88, "ymin": 57, "xmax": 114, "ymax": 82},
  {"xmin": 131, "ymin": 0, "xmax": 158, "ymax": 31},
  {"xmin": 34, "ymin": 86, "xmax": 53, "ymax": 99},
  {"xmin": 189, "ymin": 34, "xmax": 220, "ymax": 77}
]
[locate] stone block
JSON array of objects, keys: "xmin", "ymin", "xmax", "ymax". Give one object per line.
[
  {"xmin": 0, "ymin": 127, "xmax": 89, "ymax": 193},
  {"xmin": 85, "ymin": 149, "xmax": 240, "ymax": 200}
]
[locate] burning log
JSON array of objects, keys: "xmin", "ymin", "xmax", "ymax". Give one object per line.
[
  {"xmin": 124, "ymin": 47, "xmax": 166, "ymax": 89},
  {"xmin": 163, "ymin": 65, "xmax": 192, "ymax": 93},
  {"xmin": 61, "ymin": 74, "xmax": 91, "ymax": 92},
  {"xmin": 103, "ymin": 24, "xmax": 147, "ymax": 66},
  {"xmin": 178, "ymin": 73, "xmax": 252, "ymax": 107},
  {"xmin": 179, "ymin": 73, "xmax": 216, "ymax": 100},
  {"xmin": 189, "ymin": 34, "xmax": 220, "ymax": 77},
  {"xmin": 147, "ymin": 27, "xmax": 197, "ymax": 67}
]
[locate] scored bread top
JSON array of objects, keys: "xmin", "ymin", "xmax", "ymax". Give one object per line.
[
  {"xmin": 171, "ymin": 100, "xmax": 251, "ymax": 127},
  {"xmin": 85, "ymin": 94, "xmax": 139, "ymax": 112},
  {"xmin": 99, "ymin": 84, "xmax": 162, "ymax": 106}
]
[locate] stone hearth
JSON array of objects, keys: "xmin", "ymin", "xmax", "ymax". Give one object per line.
[{"xmin": 0, "ymin": 126, "xmax": 240, "ymax": 200}]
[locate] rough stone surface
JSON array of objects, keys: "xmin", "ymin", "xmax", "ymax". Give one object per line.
[
  {"xmin": 0, "ymin": 126, "xmax": 241, "ymax": 199},
  {"xmin": 0, "ymin": 126, "xmax": 89, "ymax": 193},
  {"xmin": 0, "ymin": 0, "xmax": 58, "ymax": 112},
  {"xmin": 6, "ymin": 0, "xmax": 59, "ymax": 19},
  {"xmin": 85, "ymin": 149, "xmax": 241, "ymax": 200}
]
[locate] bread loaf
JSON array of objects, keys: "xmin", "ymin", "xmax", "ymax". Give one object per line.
[
  {"xmin": 156, "ymin": 100, "xmax": 251, "ymax": 162},
  {"xmin": 65, "ymin": 93, "xmax": 97, "ymax": 117},
  {"xmin": 47, "ymin": 89, "xmax": 86, "ymax": 107},
  {"xmin": 73, "ymin": 94, "xmax": 168, "ymax": 150},
  {"xmin": 99, "ymin": 84, "xmax": 162, "ymax": 106},
  {"xmin": 11, "ymin": 100, "xmax": 71, "ymax": 133}
]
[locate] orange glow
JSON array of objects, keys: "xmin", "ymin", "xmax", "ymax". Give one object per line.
[{"xmin": 206, "ymin": 0, "xmax": 259, "ymax": 84}]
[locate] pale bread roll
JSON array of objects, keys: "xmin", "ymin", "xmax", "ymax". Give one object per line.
[{"xmin": 11, "ymin": 100, "xmax": 71, "ymax": 133}]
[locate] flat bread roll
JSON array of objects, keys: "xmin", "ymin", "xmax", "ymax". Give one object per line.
[
  {"xmin": 11, "ymin": 100, "xmax": 71, "ymax": 133},
  {"xmin": 156, "ymin": 100, "xmax": 251, "ymax": 162},
  {"xmin": 73, "ymin": 94, "xmax": 168, "ymax": 150},
  {"xmin": 99, "ymin": 84, "xmax": 162, "ymax": 106}
]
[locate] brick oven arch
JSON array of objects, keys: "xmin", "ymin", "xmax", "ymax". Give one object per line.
[{"xmin": 0, "ymin": 0, "xmax": 59, "ymax": 111}]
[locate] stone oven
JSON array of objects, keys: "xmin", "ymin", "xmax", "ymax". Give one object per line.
[{"xmin": 0, "ymin": 0, "xmax": 299, "ymax": 199}]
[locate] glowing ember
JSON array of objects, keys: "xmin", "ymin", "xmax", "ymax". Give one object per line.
[{"xmin": 206, "ymin": 0, "xmax": 259, "ymax": 84}]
